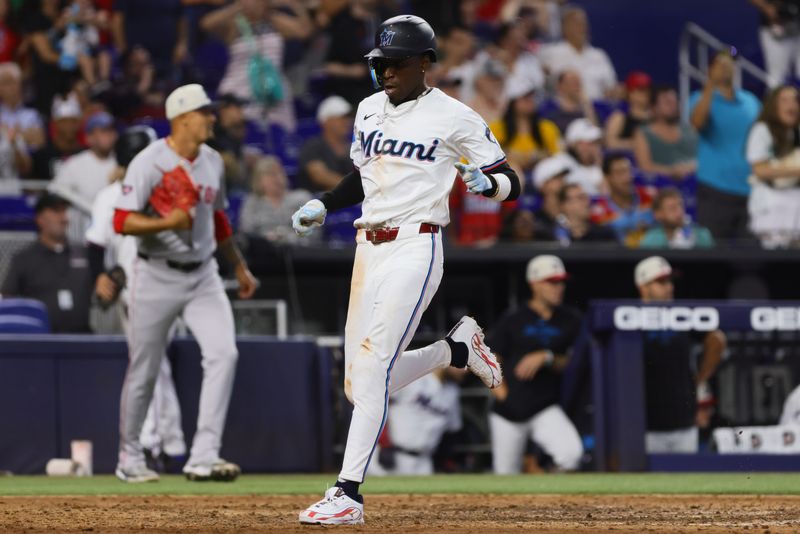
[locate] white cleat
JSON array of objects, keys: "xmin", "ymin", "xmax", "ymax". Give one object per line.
[
  {"xmin": 115, "ymin": 464, "xmax": 160, "ymax": 483},
  {"xmin": 447, "ymin": 315, "xmax": 503, "ymax": 389},
  {"xmin": 183, "ymin": 459, "xmax": 241, "ymax": 482},
  {"xmin": 299, "ymin": 487, "xmax": 365, "ymax": 525}
]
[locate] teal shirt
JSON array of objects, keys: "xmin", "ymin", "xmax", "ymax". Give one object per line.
[
  {"xmin": 640, "ymin": 224, "xmax": 715, "ymax": 249},
  {"xmin": 689, "ymin": 89, "xmax": 761, "ymax": 197}
]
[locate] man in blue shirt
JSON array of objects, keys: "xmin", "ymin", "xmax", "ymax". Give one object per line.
[{"xmin": 689, "ymin": 52, "xmax": 761, "ymax": 240}]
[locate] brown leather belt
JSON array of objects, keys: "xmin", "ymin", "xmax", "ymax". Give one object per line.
[{"xmin": 364, "ymin": 223, "xmax": 439, "ymax": 244}]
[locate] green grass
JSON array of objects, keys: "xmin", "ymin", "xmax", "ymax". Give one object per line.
[{"xmin": 1, "ymin": 473, "xmax": 800, "ymax": 496}]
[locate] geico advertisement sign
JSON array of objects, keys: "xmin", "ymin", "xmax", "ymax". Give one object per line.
[
  {"xmin": 613, "ymin": 306, "xmax": 719, "ymax": 331},
  {"xmin": 751, "ymin": 307, "xmax": 800, "ymax": 331}
]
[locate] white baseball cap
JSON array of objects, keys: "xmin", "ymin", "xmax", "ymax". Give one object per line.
[
  {"xmin": 565, "ymin": 118, "xmax": 602, "ymax": 144},
  {"xmin": 526, "ymin": 255, "xmax": 569, "ymax": 283},
  {"xmin": 166, "ymin": 84, "xmax": 212, "ymax": 120},
  {"xmin": 51, "ymin": 95, "xmax": 81, "ymax": 120},
  {"xmin": 316, "ymin": 95, "xmax": 352, "ymax": 123},
  {"xmin": 635, "ymin": 256, "xmax": 673, "ymax": 286},
  {"xmin": 534, "ymin": 155, "xmax": 572, "ymax": 190},
  {"xmin": 505, "ymin": 77, "xmax": 538, "ymax": 101}
]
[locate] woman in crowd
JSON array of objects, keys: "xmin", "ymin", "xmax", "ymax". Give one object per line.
[
  {"xmin": 239, "ymin": 155, "xmax": 314, "ymax": 245},
  {"xmin": 604, "ymin": 71, "xmax": 651, "ymax": 151},
  {"xmin": 746, "ymin": 84, "xmax": 800, "ymax": 248},
  {"xmin": 201, "ymin": 0, "xmax": 312, "ymax": 132}
]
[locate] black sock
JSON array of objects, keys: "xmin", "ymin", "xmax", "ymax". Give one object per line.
[
  {"xmin": 335, "ymin": 479, "xmax": 363, "ymax": 503},
  {"xmin": 445, "ymin": 337, "xmax": 468, "ymax": 368}
]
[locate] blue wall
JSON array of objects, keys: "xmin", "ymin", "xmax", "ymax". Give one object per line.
[{"xmin": 575, "ymin": 0, "xmax": 763, "ymax": 87}]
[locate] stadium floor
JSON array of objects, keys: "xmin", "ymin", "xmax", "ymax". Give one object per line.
[{"xmin": 1, "ymin": 474, "xmax": 798, "ymax": 532}]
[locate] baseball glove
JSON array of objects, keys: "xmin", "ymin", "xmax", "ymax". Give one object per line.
[
  {"xmin": 98, "ymin": 265, "xmax": 127, "ymax": 309},
  {"xmin": 149, "ymin": 164, "xmax": 200, "ymax": 219}
]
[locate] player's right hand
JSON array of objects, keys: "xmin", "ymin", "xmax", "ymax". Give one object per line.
[{"xmin": 292, "ymin": 199, "xmax": 327, "ymax": 236}]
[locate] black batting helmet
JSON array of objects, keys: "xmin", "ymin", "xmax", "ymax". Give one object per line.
[
  {"xmin": 365, "ymin": 15, "xmax": 437, "ymax": 62},
  {"xmin": 115, "ymin": 125, "xmax": 157, "ymax": 167}
]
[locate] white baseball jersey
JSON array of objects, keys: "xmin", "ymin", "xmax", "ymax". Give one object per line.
[
  {"xmin": 388, "ymin": 374, "xmax": 461, "ymax": 455},
  {"xmin": 115, "ymin": 140, "xmax": 225, "ymax": 263},
  {"xmin": 351, "ymin": 87, "xmax": 506, "ymax": 228},
  {"xmin": 781, "ymin": 384, "xmax": 800, "ymax": 425}
]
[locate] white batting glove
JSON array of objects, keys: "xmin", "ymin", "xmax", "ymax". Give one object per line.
[
  {"xmin": 291, "ymin": 199, "xmax": 327, "ymax": 236},
  {"xmin": 455, "ymin": 162, "xmax": 491, "ymax": 194}
]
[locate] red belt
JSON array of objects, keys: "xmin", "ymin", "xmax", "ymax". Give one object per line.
[{"xmin": 364, "ymin": 223, "xmax": 439, "ymax": 244}]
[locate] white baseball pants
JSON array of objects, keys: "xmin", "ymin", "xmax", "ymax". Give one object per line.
[
  {"xmin": 339, "ymin": 227, "xmax": 450, "ymax": 483},
  {"xmin": 139, "ymin": 355, "xmax": 187, "ymax": 457},
  {"xmin": 490, "ymin": 405, "xmax": 584, "ymax": 473},
  {"xmin": 119, "ymin": 257, "xmax": 238, "ymax": 469},
  {"xmin": 760, "ymin": 27, "xmax": 800, "ymax": 88}
]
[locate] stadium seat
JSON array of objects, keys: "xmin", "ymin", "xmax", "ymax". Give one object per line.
[
  {"xmin": 0, "ymin": 298, "xmax": 51, "ymax": 332},
  {"xmin": 0, "ymin": 196, "xmax": 36, "ymax": 231},
  {"xmin": 323, "ymin": 205, "xmax": 361, "ymax": 245},
  {"xmin": 0, "ymin": 315, "xmax": 49, "ymax": 334}
]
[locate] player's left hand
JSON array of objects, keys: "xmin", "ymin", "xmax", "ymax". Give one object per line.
[
  {"xmin": 455, "ymin": 162, "xmax": 491, "ymax": 194},
  {"xmin": 514, "ymin": 351, "xmax": 550, "ymax": 381},
  {"xmin": 291, "ymin": 199, "xmax": 327, "ymax": 236},
  {"xmin": 235, "ymin": 263, "xmax": 258, "ymax": 299}
]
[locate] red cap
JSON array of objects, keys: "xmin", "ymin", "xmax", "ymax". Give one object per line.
[{"xmin": 625, "ymin": 71, "xmax": 652, "ymax": 91}]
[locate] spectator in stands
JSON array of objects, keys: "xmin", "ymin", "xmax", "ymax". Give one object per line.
[
  {"xmin": 0, "ymin": 192, "xmax": 91, "ymax": 333},
  {"xmin": 207, "ymin": 93, "xmax": 249, "ymax": 193},
  {"xmin": 450, "ymin": 175, "xmax": 519, "ymax": 246},
  {"xmin": 746, "ymin": 85, "xmax": 800, "ymax": 248},
  {"xmin": 633, "ymin": 86, "xmax": 698, "ymax": 180},
  {"xmin": 591, "ymin": 153, "xmax": 655, "ymax": 247},
  {"xmin": 30, "ymin": 95, "xmax": 82, "ymax": 181},
  {"xmin": 604, "ymin": 71, "xmax": 651, "ymax": 151},
  {"xmin": 59, "ymin": 0, "xmax": 106, "ymax": 88},
  {"xmin": 0, "ymin": 113, "xmax": 30, "ymax": 194},
  {"xmin": 499, "ymin": 209, "xmax": 537, "ymax": 242},
  {"xmin": 428, "ymin": 25, "xmax": 477, "ymax": 103},
  {"xmin": 297, "ymin": 95, "xmax": 353, "ymax": 193},
  {"xmin": 689, "ymin": 52, "xmax": 761, "ymax": 240},
  {"xmin": 104, "ymin": 46, "xmax": 167, "ymax": 121},
  {"xmin": 493, "ymin": 20, "xmax": 545, "ymax": 101},
  {"xmin": 202, "ymin": 0, "xmax": 312, "ymax": 132},
  {"xmin": 49, "ymin": 111, "xmax": 117, "ymax": 243},
  {"xmin": 640, "ymin": 187, "xmax": 715, "ymax": 249},
  {"xmin": 553, "ymin": 183, "xmax": 616, "ymax": 244},
  {"xmin": 112, "ymin": 0, "xmax": 188, "ymax": 80},
  {"xmin": 531, "ymin": 156, "xmax": 570, "ymax": 239},
  {"xmin": 562, "ymin": 118, "xmax": 603, "ymax": 195},
  {"xmin": 0, "ymin": 62, "xmax": 45, "ymax": 150},
  {"xmin": 751, "ymin": 0, "xmax": 800, "ymax": 88},
  {"xmin": 635, "ymin": 256, "xmax": 725, "ymax": 453},
  {"xmin": 318, "ymin": 0, "xmax": 385, "ymax": 107},
  {"xmin": 239, "ymin": 155, "xmax": 313, "ymax": 244},
  {"xmin": 0, "ymin": 0, "xmax": 20, "ymax": 63},
  {"xmin": 467, "ymin": 59, "xmax": 508, "ymax": 124},
  {"xmin": 538, "ymin": 69, "xmax": 598, "ymax": 134},
  {"xmin": 492, "ymin": 81, "xmax": 561, "ymax": 178},
  {"xmin": 538, "ymin": 6, "xmax": 618, "ymax": 101},
  {"xmin": 487, "ymin": 255, "xmax": 584, "ymax": 473},
  {"xmin": 24, "ymin": 0, "xmax": 81, "ymax": 117}
]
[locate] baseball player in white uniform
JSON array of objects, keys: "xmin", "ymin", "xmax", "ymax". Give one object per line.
[
  {"xmin": 112, "ymin": 84, "xmax": 258, "ymax": 483},
  {"xmin": 293, "ymin": 15, "xmax": 520, "ymax": 525},
  {"xmin": 86, "ymin": 126, "xmax": 187, "ymax": 468}
]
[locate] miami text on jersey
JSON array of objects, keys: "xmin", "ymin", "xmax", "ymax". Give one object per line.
[{"xmin": 360, "ymin": 129, "xmax": 439, "ymax": 161}]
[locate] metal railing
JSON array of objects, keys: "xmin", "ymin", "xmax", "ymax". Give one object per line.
[{"xmin": 679, "ymin": 22, "xmax": 769, "ymax": 117}]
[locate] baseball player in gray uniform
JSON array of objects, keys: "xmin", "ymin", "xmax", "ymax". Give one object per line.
[
  {"xmin": 113, "ymin": 84, "xmax": 257, "ymax": 483},
  {"xmin": 292, "ymin": 15, "xmax": 520, "ymax": 525}
]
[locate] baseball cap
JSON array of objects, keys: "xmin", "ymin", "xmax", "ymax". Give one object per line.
[
  {"xmin": 51, "ymin": 95, "xmax": 81, "ymax": 120},
  {"xmin": 534, "ymin": 155, "xmax": 572, "ymax": 190},
  {"xmin": 625, "ymin": 71, "xmax": 652, "ymax": 91},
  {"xmin": 316, "ymin": 96, "xmax": 352, "ymax": 124},
  {"xmin": 85, "ymin": 111, "xmax": 115, "ymax": 133},
  {"xmin": 565, "ymin": 118, "xmax": 602, "ymax": 144},
  {"xmin": 34, "ymin": 192, "xmax": 69, "ymax": 213},
  {"xmin": 166, "ymin": 84, "xmax": 213, "ymax": 120},
  {"xmin": 505, "ymin": 77, "xmax": 538, "ymax": 101},
  {"xmin": 635, "ymin": 256, "xmax": 673, "ymax": 286},
  {"xmin": 526, "ymin": 255, "xmax": 569, "ymax": 283}
]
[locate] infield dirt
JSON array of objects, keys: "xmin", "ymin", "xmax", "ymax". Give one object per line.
[{"xmin": 0, "ymin": 494, "xmax": 797, "ymax": 532}]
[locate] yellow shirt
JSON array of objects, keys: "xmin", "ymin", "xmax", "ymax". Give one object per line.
[{"xmin": 490, "ymin": 118, "xmax": 562, "ymax": 156}]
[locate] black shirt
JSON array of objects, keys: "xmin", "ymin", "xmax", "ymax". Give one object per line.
[
  {"xmin": 486, "ymin": 305, "xmax": 582, "ymax": 422},
  {"xmin": 552, "ymin": 220, "xmax": 618, "ymax": 244},
  {"xmin": 643, "ymin": 330, "xmax": 703, "ymax": 431},
  {"xmin": 297, "ymin": 136, "xmax": 352, "ymax": 193},
  {"xmin": 1, "ymin": 241, "xmax": 92, "ymax": 333}
]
